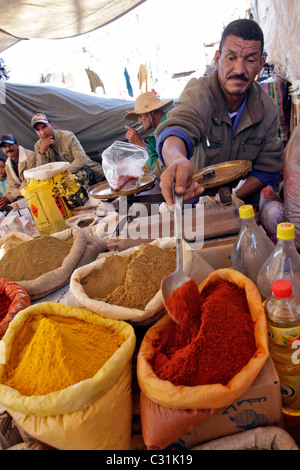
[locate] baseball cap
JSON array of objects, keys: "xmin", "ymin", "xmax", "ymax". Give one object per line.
[
  {"xmin": 31, "ymin": 113, "xmax": 51, "ymax": 128},
  {"xmin": 0, "ymin": 134, "xmax": 17, "ymax": 146}
]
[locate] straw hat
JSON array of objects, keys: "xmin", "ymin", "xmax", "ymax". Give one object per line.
[{"xmin": 124, "ymin": 92, "xmax": 173, "ymax": 121}]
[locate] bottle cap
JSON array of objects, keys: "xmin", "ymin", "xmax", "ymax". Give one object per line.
[
  {"xmin": 277, "ymin": 222, "xmax": 295, "ymax": 240},
  {"xmin": 239, "ymin": 205, "xmax": 255, "ymax": 219},
  {"xmin": 271, "ymin": 279, "xmax": 293, "ymax": 298}
]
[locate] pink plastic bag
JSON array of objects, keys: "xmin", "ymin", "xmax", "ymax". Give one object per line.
[
  {"xmin": 284, "ymin": 125, "xmax": 300, "ymax": 250},
  {"xmin": 259, "ymin": 186, "xmax": 284, "ymax": 241}
]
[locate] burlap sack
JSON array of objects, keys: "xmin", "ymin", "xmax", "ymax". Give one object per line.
[
  {"xmin": 193, "ymin": 426, "xmax": 299, "ymax": 450},
  {"xmin": 0, "ymin": 227, "xmax": 107, "ymax": 301},
  {"xmin": 137, "ymin": 268, "xmax": 269, "ymax": 449},
  {"xmin": 69, "ymin": 238, "xmax": 214, "ymax": 323},
  {"xmin": 0, "ymin": 302, "xmax": 136, "ymax": 450}
]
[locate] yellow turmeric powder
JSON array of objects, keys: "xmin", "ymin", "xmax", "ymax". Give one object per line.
[{"xmin": 2, "ymin": 314, "xmax": 124, "ymax": 396}]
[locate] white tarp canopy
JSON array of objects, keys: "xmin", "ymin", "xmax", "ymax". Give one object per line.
[
  {"xmin": 0, "ymin": 0, "xmax": 146, "ymax": 53},
  {"xmin": 251, "ymin": 0, "xmax": 300, "ymax": 85}
]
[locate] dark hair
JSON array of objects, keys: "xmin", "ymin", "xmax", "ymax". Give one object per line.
[{"xmin": 220, "ymin": 19, "xmax": 264, "ymax": 55}]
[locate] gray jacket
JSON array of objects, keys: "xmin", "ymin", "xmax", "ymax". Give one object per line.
[{"xmin": 156, "ymin": 70, "xmax": 284, "ymax": 175}]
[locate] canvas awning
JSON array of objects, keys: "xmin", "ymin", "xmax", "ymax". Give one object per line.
[
  {"xmin": 0, "ymin": 0, "xmax": 146, "ymax": 53},
  {"xmin": 0, "ymin": 82, "xmax": 139, "ymax": 161},
  {"xmin": 251, "ymin": 0, "xmax": 300, "ymax": 84}
]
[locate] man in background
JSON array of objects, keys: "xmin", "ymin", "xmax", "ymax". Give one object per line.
[
  {"xmin": 31, "ymin": 113, "xmax": 104, "ymax": 188},
  {"xmin": 0, "ymin": 134, "xmax": 36, "ymax": 210},
  {"xmin": 125, "ymin": 92, "xmax": 173, "ymax": 172}
]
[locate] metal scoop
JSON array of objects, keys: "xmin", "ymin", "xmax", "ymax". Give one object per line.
[{"xmin": 161, "ymin": 189, "xmax": 190, "ymax": 323}]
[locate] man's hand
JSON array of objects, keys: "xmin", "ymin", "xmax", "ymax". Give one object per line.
[
  {"xmin": 160, "ymin": 136, "xmax": 204, "ymax": 205},
  {"xmin": 39, "ymin": 135, "xmax": 55, "ymax": 155},
  {"xmin": 160, "ymin": 158, "xmax": 204, "ymax": 206},
  {"xmin": 125, "ymin": 126, "xmax": 146, "ymax": 148},
  {"xmin": 0, "ymin": 196, "xmax": 10, "ymax": 209}
]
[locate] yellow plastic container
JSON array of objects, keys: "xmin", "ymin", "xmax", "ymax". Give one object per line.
[
  {"xmin": 25, "ymin": 166, "xmax": 73, "ymax": 219},
  {"xmin": 21, "ymin": 182, "xmax": 67, "ymax": 236}
]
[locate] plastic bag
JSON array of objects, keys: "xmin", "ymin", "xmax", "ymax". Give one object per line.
[
  {"xmin": 102, "ymin": 141, "xmax": 148, "ymax": 191},
  {"xmin": 137, "ymin": 268, "xmax": 269, "ymax": 449},
  {"xmin": 24, "ymin": 162, "xmax": 70, "ymax": 181},
  {"xmin": 259, "ymin": 186, "xmax": 284, "ymax": 240},
  {"xmin": 0, "ymin": 302, "xmax": 136, "ymax": 450},
  {"xmin": 284, "ymin": 124, "xmax": 300, "ymax": 250}
]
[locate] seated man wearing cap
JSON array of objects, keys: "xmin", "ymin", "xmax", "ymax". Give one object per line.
[
  {"xmin": 31, "ymin": 113, "xmax": 104, "ymax": 188},
  {"xmin": 125, "ymin": 92, "xmax": 173, "ymax": 172},
  {"xmin": 0, "ymin": 134, "xmax": 36, "ymax": 210}
]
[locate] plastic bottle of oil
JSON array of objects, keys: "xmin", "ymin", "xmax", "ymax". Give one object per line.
[
  {"xmin": 264, "ymin": 279, "xmax": 300, "ymax": 410},
  {"xmin": 257, "ymin": 222, "xmax": 300, "ymax": 300},
  {"xmin": 60, "ymin": 174, "xmax": 88, "ymax": 209},
  {"xmin": 231, "ymin": 204, "xmax": 274, "ymax": 284}
]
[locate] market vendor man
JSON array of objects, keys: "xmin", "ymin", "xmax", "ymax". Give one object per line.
[
  {"xmin": 31, "ymin": 113, "xmax": 104, "ymax": 188},
  {"xmin": 155, "ymin": 19, "xmax": 284, "ymax": 207},
  {"xmin": 0, "ymin": 134, "xmax": 36, "ymax": 210},
  {"xmin": 125, "ymin": 92, "xmax": 173, "ymax": 171}
]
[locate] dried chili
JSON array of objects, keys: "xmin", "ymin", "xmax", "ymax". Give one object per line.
[
  {"xmin": 0, "ymin": 278, "xmax": 31, "ymax": 339},
  {"xmin": 151, "ymin": 279, "xmax": 256, "ymax": 387}
]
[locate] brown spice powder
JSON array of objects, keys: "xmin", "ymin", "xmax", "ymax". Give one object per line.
[
  {"xmin": 81, "ymin": 253, "xmax": 131, "ymax": 300},
  {"xmin": 81, "ymin": 244, "xmax": 176, "ymax": 310},
  {"xmin": 0, "ymin": 236, "xmax": 73, "ymax": 281}
]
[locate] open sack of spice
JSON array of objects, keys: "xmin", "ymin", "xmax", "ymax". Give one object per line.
[
  {"xmin": 137, "ymin": 268, "xmax": 269, "ymax": 450},
  {"xmin": 0, "ymin": 278, "xmax": 31, "ymax": 340},
  {"xmin": 102, "ymin": 141, "xmax": 148, "ymax": 191},
  {"xmin": 0, "ymin": 227, "xmax": 107, "ymax": 301},
  {"xmin": 69, "ymin": 238, "xmax": 214, "ymax": 324},
  {"xmin": 0, "ymin": 302, "xmax": 136, "ymax": 450}
]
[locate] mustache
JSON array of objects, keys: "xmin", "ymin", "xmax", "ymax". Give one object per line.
[{"xmin": 228, "ymin": 74, "xmax": 249, "ymax": 82}]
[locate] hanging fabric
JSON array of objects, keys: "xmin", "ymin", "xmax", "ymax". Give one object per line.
[
  {"xmin": 85, "ymin": 68, "xmax": 105, "ymax": 93},
  {"xmin": 138, "ymin": 64, "xmax": 148, "ymax": 93},
  {"xmin": 124, "ymin": 67, "xmax": 133, "ymax": 97}
]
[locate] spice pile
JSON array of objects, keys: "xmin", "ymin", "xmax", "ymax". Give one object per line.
[
  {"xmin": 2, "ymin": 314, "xmax": 124, "ymax": 396},
  {"xmin": 81, "ymin": 244, "xmax": 176, "ymax": 310},
  {"xmin": 0, "ymin": 236, "xmax": 73, "ymax": 281},
  {"xmin": 151, "ymin": 279, "xmax": 256, "ymax": 386}
]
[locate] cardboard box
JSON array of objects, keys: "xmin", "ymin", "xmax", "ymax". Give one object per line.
[
  {"xmin": 117, "ymin": 203, "xmax": 241, "ymax": 251},
  {"xmin": 131, "ymin": 356, "xmax": 282, "ymax": 450},
  {"xmin": 198, "ymin": 242, "xmax": 234, "ymax": 269}
]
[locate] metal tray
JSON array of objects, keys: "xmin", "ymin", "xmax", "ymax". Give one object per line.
[
  {"xmin": 192, "ymin": 160, "xmax": 252, "ymax": 188},
  {"xmin": 87, "ymin": 173, "xmax": 156, "ymax": 199}
]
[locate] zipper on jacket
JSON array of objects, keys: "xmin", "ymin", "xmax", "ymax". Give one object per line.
[{"xmin": 205, "ymin": 135, "xmax": 210, "ymax": 147}]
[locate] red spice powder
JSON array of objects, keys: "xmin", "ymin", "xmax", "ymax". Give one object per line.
[
  {"xmin": 165, "ymin": 279, "xmax": 202, "ymax": 325},
  {"xmin": 151, "ymin": 279, "xmax": 256, "ymax": 386}
]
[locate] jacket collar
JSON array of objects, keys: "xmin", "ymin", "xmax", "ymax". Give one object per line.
[{"xmin": 208, "ymin": 70, "xmax": 265, "ymax": 132}]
